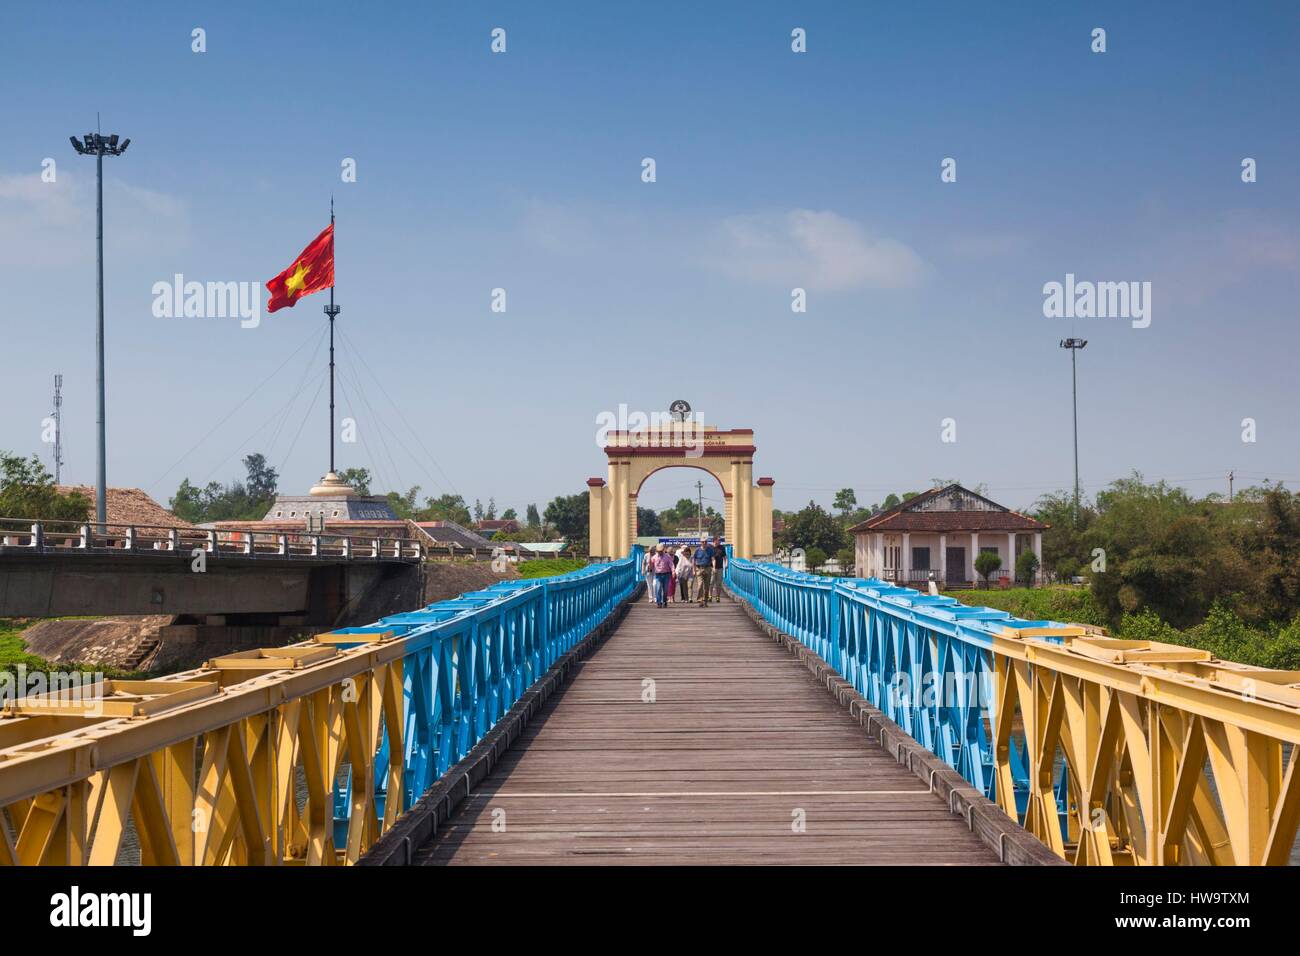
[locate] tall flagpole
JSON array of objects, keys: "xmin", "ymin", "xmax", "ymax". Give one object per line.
[{"xmin": 325, "ymin": 198, "xmax": 340, "ymax": 475}]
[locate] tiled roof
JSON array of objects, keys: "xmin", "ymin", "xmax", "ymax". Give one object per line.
[
  {"xmin": 847, "ymin": 484, "xmax": 1047, "ymax": 534},
  {"xmin": 57, "ymin": 486, "xmax": 192, "ymax": 531},
  {"xmin": 862, "ymin": 511, "xmax": 1046, "ymax": 532},
  {"xmin": 415, "ymin": 520, "xmax": 495, "ymax": 549}
]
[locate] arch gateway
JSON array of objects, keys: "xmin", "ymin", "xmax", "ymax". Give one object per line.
[{"xmin": 587, "ymin": 419, "xmax": 774, "ymax": 560}]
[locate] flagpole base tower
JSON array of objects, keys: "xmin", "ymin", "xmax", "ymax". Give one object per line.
[{"xmin": 309, "ymin": 471, "xmax": 357, "ymax": 498}]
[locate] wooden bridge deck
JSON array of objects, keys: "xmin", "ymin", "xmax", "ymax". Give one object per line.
[{"xmin": 417, "ymin": 597, "xmax": 1001, "ymax": 865}]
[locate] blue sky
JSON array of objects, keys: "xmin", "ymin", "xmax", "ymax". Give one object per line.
[{"xmin": 2, "ymin": 1, "xmax": 1297, "ymax": 518}]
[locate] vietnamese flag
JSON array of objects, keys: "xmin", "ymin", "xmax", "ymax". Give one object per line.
[{"xmin": 266, "ymin": 223, "xmax": 334, "ymax": 313}]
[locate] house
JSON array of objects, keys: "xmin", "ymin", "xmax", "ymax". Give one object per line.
[
  {"xmin": 848, "ymin": 484, "xmax": 1046, "ymax": 587},
  {"xmin": 414, "ymin": 520, "xmax": 496, "ymax": 551},
  {"xmin": 476, "ymin": 518, "xmax": 521, "ymax": 536}
]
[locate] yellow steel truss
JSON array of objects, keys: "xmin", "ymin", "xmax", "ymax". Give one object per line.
[
  {"xmin": 991, "ymin": 631, "xmax": 1300, "ymax": 865},
  {"xmin": 0, "ymin": 631, "xmax": 404, "ymax": 866}
]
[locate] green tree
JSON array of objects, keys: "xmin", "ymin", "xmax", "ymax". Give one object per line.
[
  {"xmin": 421, "ymin": 494, "xmax": 472, "ymax": 525},
  {"xmin": 975, "ymin": 550, "xmax": 1002, "ymax": 587},
  {"xmin": 242, "ymin": 453, "xmax": 278, "ymax": 503},
  {"xmin": 169, "ymin": 453, "xmax": 277, "ymax": 522},
  {"xmin": 833, "ymin": 488, "xmax": 857, "ymax": 515},
  {"xmin": 386, "ymin": 486, "xmax": 421, "ymax": 520},
  {"xmin": 486, "ymin": 497, "xmax": 497, "ymax": 520},
  {"xmin": 1033, "ymin": 489, "xmax": 1094, "ymax": 581},
  {"xmin": 337, "ymin": 467, "xmax": 372, "ymax": 496},
  {"xmin": 525, "ymin": 503, "xmax": 541, "ymax": 528},
  {"xmin": 637, "ymin": 507, "xmax": 662, "ymax": 536},
  {"xmin": 780, "ymin": 500, "xmax": 846, "ymax": 557},
  {"xmin": 544, "ymin": 493, "xmax": 589, "ymax": 542},
  {"xmin": 882, "ymin": 493, "xmax": 901, "ymax": 510},
  {"xmin": 501, "ymin": 507, "xmax": 517, "ymax": 521},
  {"xmin": 805, "ymin": 546, "xmax": 828, "ymax": 571},
  {"xmin": 1016, "ymin": 549, "xmax": 1040, "ymax": 588},
  {"xmin": 0, "ymin": 452, "xmax": 91, "ymax": 521}
]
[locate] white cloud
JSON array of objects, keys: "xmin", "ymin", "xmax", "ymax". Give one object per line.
[
  {"xmin": 707, "ymin": 209, "xmax": 925, "ymax": 291},
  {"xmin": 1149, "ymin": 211, "xmax": 1300, "ymax": 307},
  {"xmin": 0, "ymin": 169, "xmax": 190, "ymax": 270}
]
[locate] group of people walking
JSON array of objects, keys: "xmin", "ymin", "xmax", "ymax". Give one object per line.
[{"xmin": 643, "ymin": 537, "xmax": 727, "ymax": 608}]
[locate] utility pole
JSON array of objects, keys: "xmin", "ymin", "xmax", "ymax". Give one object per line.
[
  {"xmin": 696, "ymin": 480, "xmax": 704, "ymax": 540},
  {"xmin": 70, "ymin": 123, "xmax": 129, "ymax": 528},
  {"xmin": 1228, "ymin": 470, "xmax": 1234, "ymax": 502},
  {"xmin": 51, "ymin": 374, "xmax": 64, "ymax": 485},
  {"xmin": 1059, "ymin": 338, "xmax": 1088, "ymax": 524}
]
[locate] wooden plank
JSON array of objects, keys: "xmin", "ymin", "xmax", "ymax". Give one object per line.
[{"xmin": 418, "ymin": 601, "xmax": 1001, "ymax": 865}]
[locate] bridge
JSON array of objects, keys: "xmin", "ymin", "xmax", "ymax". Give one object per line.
[
  {"xmin": 2, "ymin": 547, "xmax": 1296, "ymax": 866},
  {"xmin": 0, "ymin": 518, "xmax": 422, "ymax": 622}
]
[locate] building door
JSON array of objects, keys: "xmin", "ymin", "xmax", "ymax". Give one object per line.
[{"xmin": 946, "ymin": 547, "xmax": 966, "ymax": 583}]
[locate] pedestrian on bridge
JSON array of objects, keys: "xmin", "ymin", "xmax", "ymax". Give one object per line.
[
  {"xmin": 643, "ymin": 547, "xmax": 657, "ymax": 604},
  {"xmin": 651, "ymin": 544, "xmax": 675, "ymax": 608},
  {"xmin": 711, "ymin": 536, "xmax": 726, "ymax": 603},
  {"xmin": 676, "ymin": 545, "xmax": 695, "ymax": 603},
  {"xmin": 694, "ymin": 536, "xmax": 714, "ymax": 606}
]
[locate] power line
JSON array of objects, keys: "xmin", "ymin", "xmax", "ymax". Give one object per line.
[
  {"xmin": 339, "ymin": 327, "xmax": 460, "ymax": 498},
  {"xmin": 146, "ymin": 324, "xmax": 325, "ymax": 494}
]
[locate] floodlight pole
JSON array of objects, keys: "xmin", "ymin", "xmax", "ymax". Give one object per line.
[
  {"xmin": 71, "ymin": 129, "xmax": 129, "ymax": 529},
  {"xmin": 1060, "ymin": 338, "xmax": 1088, "ymax": 523}
]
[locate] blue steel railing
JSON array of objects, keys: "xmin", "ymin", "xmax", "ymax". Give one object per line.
[
  {"xmin": 726, "ymin": 557, "xmax": 1073, "ymax": 821},
  {"xmin": 330, "ymin": 548, "xmax": 642, "ymax": 844}
]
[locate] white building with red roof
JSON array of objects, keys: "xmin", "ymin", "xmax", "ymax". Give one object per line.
[{"xmin": 847, "ymin": 484, "xmax": 1046, "ymax": 588}]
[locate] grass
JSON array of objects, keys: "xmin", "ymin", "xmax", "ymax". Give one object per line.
[
  {"xmin": 516, "ymin": 558, "xmax": 588, "ymax": 579},
  {"xmin": 0, "ymin": 618, "xmax": 50, "ymax": 672},
  {"xmin": 0, "ymin": 617, "xmax": 145, "ymax": 679},
  {"xmin": 948, "ymin": 585, "xmax": 1108, "ymax": 627}
]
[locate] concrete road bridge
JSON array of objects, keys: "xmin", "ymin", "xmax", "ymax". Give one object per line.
[
  {"xmin": 1, "ymin": 548, "xmax": 1298, "ymax": 866},
  {"xmin": 0, "ymin": 519, "xmax": 422, "ymax": 624}
]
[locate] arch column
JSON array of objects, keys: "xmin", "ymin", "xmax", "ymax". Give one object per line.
[
  {"xmin": 587, "ymin": 477, "xmax": 608, "ymax": 559},
  {"xmin": 615, "ymin": 460, "xmax": 631, "ymax": 557},
  {"xmin": 730, "ymin": 459, "xmax": 745, "ymax": 557},
  {"xmin": 756, "ymin": 477, "xmax": 774, "ymax": 556}
]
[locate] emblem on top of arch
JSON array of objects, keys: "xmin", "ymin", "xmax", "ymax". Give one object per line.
[{"xmin": 669, "ymin": 399, "xmax": 691, "ymax": 422}]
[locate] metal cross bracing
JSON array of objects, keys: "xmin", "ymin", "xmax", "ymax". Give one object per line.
[
  {"xmin": 726, "ymin": 557, "xmax": 1300, "ymax": 865},
  {"xmin": 0, "ymin": 551, "xmax": 641, "ymax": 865}
]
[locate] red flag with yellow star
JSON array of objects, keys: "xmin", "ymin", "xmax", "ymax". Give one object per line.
[{"xmin": 266, "ymin": 223, "xmax": 334, "ymax": 313}]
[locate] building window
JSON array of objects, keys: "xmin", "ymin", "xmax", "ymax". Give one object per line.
[
  {"xmin": 912, "ymin": 547, "xmax": 930, "ymax": 570},
  {"xmin": 980, "ymin": 546, "xmax": 999, "ymax": 554}
]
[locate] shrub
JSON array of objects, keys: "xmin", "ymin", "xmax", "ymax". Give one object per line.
[
  {"xmin": 974, "ymin": 551, "xmax": 1002, "ymax": 587},
  {"xmin": 955, "ymin": 586, "xmax": 1108, "ymax": 627},
  {"xmin": 1015, "ymin": 550, "xmax": 1040, "ymax": 587}
]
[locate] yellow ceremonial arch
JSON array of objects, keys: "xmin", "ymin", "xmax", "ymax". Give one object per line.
[{"xmin": 587, "ymin": 421, "xmax": 774, "ymax": 560}]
